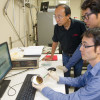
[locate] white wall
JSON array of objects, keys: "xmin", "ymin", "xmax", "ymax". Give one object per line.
[
  {"xmin": 0, "ymin": 0, "xmax": 37, "ymax": 49},
  {"xmin": 70, "ymin": 0, "xmax": 81, "ymax": 20}
]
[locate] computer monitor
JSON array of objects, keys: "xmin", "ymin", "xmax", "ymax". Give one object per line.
[
  {"xmin": 0, "ymin": 42, "xmax": 12, "ymax": 98},
  {"xmin": 40, "ymin": 1, "xmax": 49, "ymax": 12}
]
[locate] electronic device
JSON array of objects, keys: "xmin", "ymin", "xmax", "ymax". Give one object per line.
[
  {"xmin": 16, "ymin": 74, "xmax": 36, "ymax": 100},
  {"xmin": 12, "ymin": 57, "xmax": 39, "ymax": 69},
  {"xmin": 0, "ymin": 42, "xmax": 12, "ymax": 98},
  {"xmin": 40, "ymin": 1, "xmax": 49, "ymax": 12}
]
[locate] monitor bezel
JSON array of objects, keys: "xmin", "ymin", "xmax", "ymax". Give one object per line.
[{"xmin": 0, "ymin": 42, "xmax": 12, "ymax": 83}]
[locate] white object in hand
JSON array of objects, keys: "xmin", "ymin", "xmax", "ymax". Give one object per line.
[{"xmin": 31, "ymin": 75, "xmax": 43, "ymax": 85}]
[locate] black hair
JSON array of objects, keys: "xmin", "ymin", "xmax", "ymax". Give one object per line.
[
  {"xmin": 56, "ymin": 4, "xmax": 71, "ymax": 16},
  {"xmin": 81, "ymin": 0, "xmax": 100, "ymax": 15},
  {"xmin": 83, "ymin": 27, "xmax": 100, "ymax": 51}
]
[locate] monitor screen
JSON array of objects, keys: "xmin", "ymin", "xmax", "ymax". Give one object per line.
[
  {"xmin": 40, "ymin": 1, "xmax": 49, "ymax": 12},
  {"xmin": 0, "ymin": 42, "xmax": 12, "ymax": 98}
]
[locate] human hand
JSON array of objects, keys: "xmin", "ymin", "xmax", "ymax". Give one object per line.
[
  {"xmin": 42, "ymin": 56, "xmax": 52, "ymax": 61},
  {"xmin": 32, "ymin": 83, "xmax": 45, "ymax": 91},
  {"xmin": 56, "ymin": 65, "xmax": 68, "ymax": 73},
  {"xmin": 48, "ymin": 71, "xmax": 59, "ymax": 82}
]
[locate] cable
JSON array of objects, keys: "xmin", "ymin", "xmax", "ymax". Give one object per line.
[
  {"xmin": 4, "ymin": 68, "xmax": 30, "ymax": 79},
  {"xmin": 8, "ymin": 82, "xmax": 23, "ymax": 96}
]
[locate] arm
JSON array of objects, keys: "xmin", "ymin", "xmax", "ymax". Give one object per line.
[
  {"xmin": 58, "ymin": 74, "xmax": 86, "ymax": 87},
  {"xmin": 33, "ymin": 72, "xmax": 86, "ymax": 100},
  {"xmin": 42, "ymin": 42, "xmax": 58, "ymax": 61},
  {"xmin": 65, "ymin": 44, "xmax": 81, "ymax": 70},
  {"xmin": 48, "ymin": 70, "xmax": 86, "ymax": 87},
  {"xmin": 41, "ymin": 73, "xmax": 100, "ymax": 100},
  {"xmin": 42, "ymin": 78, "xmax": 100, "ymax": 100},
  {"xmin": 51, "ymin": 42, "xmax": 58, "ymax": 58}
]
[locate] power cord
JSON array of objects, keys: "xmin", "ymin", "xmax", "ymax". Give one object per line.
[
  {"xmin": 4, "ymin": 68, "xmax": 30, "ymax": 79},
  {"xmin": 8, "ymin": 82, "xmax": 23, "ymax": 96}
]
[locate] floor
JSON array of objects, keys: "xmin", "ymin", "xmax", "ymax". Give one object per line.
[{"xmin": 69, "ymin": 66, "xmax": 87, "ymax": 93}]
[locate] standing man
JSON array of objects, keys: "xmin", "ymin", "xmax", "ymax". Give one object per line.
[
  {"xmin": 63, "ymin": 0, "xmax": 100, "ymax": 75},
  {"xmin": 33, "ymin": 27, "xmax": 100, "ymax": 100},
  {"xmin": 43, "ymin": 4, "xmax": 86, "ymax": 93}
]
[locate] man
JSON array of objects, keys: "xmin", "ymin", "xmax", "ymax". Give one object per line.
[
  {"xmin": 63, "ymin": 0, "xmax": 100, "ymax": 74},
  {"xmin": 33, "ymin": 27, "xmax": 100, "ymax": 100},
  {"xmin": 43, "ymin": 4, "xmax": 86, "ymax": 93}
]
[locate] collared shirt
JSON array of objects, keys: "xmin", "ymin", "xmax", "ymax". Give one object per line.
[
  {"xmin": 42, "ymin": 62, "xmax": 100, "ymax": 100},
  {"xmin": 52, "ymin": 19, "xmax": 86, "ymax": 54}
]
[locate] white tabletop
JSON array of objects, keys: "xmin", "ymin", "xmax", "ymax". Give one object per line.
[{"xmin": 1, "ymin": 54, "xmax": 65, "ymax": 100}]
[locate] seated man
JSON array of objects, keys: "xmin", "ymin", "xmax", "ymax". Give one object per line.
[{"xmin": 32, "ymin": 27, "xmax": 100, "ymax": 100}]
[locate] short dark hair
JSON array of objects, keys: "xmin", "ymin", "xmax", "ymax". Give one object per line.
[
  {"xmin": 83, "ymin": 27, "xmax": 100, "ymax": 51},
  {"xmin": 56, "ymin": 4, "xmax": 71, "ymax": 16},
  {"xmin": 81, "ymin": 0, "xmax": 100, "ymax": 15}
]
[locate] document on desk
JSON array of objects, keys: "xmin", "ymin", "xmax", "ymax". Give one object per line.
[{"xmin": 23, "ymin": 46, "xmax": 44, "ymax": 57}]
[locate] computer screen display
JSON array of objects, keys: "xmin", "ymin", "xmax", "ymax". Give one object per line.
[
  {"xmin": 0, "ymin": 42, "xmax": 12, "ymax": 98},
  {"xmin": 40, "ymin": 1, "xmax": 49, "ymax": 12},
  {"xmin": 0, "ymin": 42, "xmax": 12, "ymax": 81}
]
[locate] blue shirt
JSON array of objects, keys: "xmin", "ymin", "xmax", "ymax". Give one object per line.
[
  {"xmin": 65, "ymin": 44, "xmax": 82, "ymax": 70},
  {"xmin": 42, "ymin": 62, "xmax": 100, "ymax": 100}
]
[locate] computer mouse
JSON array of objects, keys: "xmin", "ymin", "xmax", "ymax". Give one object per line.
[{"xmin": 48, "ymin": 67, "xmax": 56, "ymax": 71}]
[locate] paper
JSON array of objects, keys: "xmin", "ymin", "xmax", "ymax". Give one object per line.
[{"xmin": 24, "ymin": 46, "xmax": 44, "ymax": 56}]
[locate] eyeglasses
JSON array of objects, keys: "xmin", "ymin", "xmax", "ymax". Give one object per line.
[
  {"xmin": 80, "ymin": 43, "xmax": 95, "ymax": 48},
  {"xmin": 55, "ymin": 15, "xmax": 65, "ymax": 19},
  {"xmin": 81, "ymin": 13, "xmax": 94, "ymax": 20}
]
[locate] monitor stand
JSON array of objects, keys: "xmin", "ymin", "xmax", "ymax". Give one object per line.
[{"xmin": 0, "ymin": 80, "xmax": 10, "ymax": 98}]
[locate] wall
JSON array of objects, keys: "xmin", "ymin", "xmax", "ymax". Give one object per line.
[
  {"xmin": 70, "ymin": 0, "xmax": 81, "ymax": 20},
  {"xmin": 0, "ymin": 0, "xmax": 37, "ymax": 49}
]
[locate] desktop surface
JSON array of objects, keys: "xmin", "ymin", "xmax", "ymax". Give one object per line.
[{"xmin": 1, "ymin": 54, "xmax": 65, "ymax": 100}]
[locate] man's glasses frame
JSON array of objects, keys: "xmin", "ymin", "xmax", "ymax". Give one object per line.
[
  {"xmin": 80, "ymin": 43, "xmax": 95, "ymax": 48},
  {"xmin": 54, "ymin": 15, "xmax": 65, "ymax": 20},
  {"xmin": 81, "ymin": 13, "xmax": 94, "ymax": 20}
]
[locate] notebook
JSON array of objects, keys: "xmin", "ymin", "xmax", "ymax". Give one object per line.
[{"xmin": 45, "ymin": 55, "xmax": 58, "ymax": 61}]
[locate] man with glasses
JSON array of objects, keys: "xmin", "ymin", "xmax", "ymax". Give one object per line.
[
  {"xmin": 33, "ymin": 27, "xmax": 100, "ymax": 100},
  {"xmin": 43, "ymin": 4, "xmax": 86, "ymax": 93}
]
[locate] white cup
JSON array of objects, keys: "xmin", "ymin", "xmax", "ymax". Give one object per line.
[{"xmin": 31, "ymin": 75, "xmax": 43, "ymax": 85}]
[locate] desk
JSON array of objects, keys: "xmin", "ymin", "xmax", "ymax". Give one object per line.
[{"xmin": 1, "ymin": 54, "xmax": 65, "ymax": 100}]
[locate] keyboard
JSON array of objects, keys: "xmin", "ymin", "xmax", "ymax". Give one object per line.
[{"xmin": 16, "ymin": 74, "xmax": 36, "ymax": 100}]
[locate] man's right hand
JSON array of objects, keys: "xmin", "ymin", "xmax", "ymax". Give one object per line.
[{"xmin": 42, "ymin": 56, "xmax": 52, "ymax": 61}]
